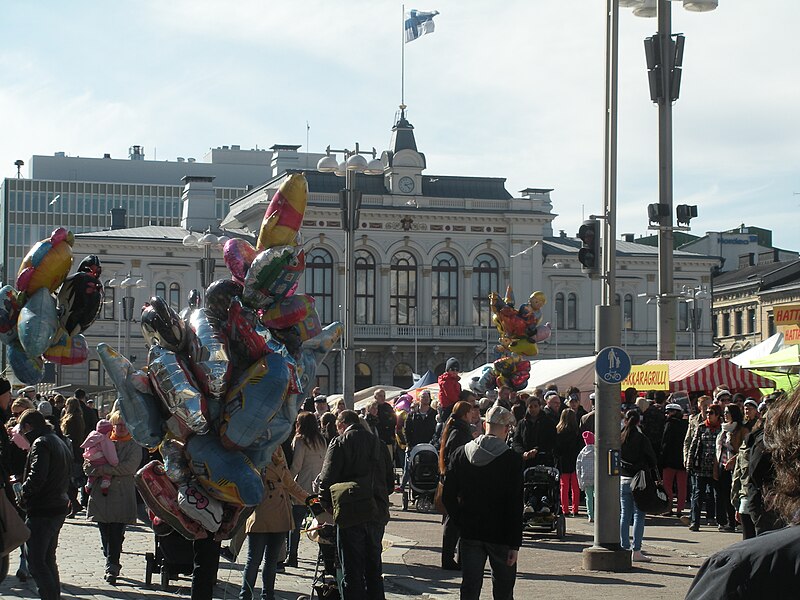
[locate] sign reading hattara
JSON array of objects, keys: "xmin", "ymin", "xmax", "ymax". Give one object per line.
[
  {"xmin": 621, "ymin": 364, "xmax": 670, "ymax": 391},
  {"xmin": 774, "ymin": 304, "xmax": 800, "ymax": 327},
  {"xmin": 784, "ymin": 325, "xmax": 800, "ymax": 346}
]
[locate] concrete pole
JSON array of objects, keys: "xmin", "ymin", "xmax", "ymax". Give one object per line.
[{"xmin": 656, "ymin": 0, "xmax": 676, "ymax": 360}]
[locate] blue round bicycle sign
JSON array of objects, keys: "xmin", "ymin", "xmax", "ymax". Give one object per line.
[{"xmin": 595, "ymin": 346, "xmax": 632, "ymax": 384}]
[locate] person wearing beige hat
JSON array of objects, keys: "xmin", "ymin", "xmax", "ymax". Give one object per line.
[{"xmin": 442, "ymin": 405, "xmax": 523, "ymax": 600}]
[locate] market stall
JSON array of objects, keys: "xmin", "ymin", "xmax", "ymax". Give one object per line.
[{"xmin": 643, "ymin": 357, "xmax": 775, "ymax": 393}]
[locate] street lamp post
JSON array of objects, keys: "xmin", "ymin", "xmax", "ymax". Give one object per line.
[
  {"xmin": 317, "ymin": 145, "xmax": 382, "ymax": 408},
  {"xmin": 106, "ymin": 273, "xmax": 147, "ymax": 362},
  {"xmin": 182, "ymin": 229, "xmax": 230, "ymax": 300},
  {"xmin": 682, "ymin": 285, "xmax": 710, "ymax": 358}
]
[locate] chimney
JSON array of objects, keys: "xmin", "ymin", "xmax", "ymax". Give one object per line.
[
  {"xmin": 128, "ymin": 145, "xmax": 144, "ymax": 160},
  {"xmin": 180, "ymin": 175, "xmax": 217, "ymax": 232},
  {"xmin": 110, "ymin": 208, "xmax": 127, "ymax": 230},
  {"xmin": 103, "ymin": 153, "xmax": 111, "ymax": 159},
  {"xmin": 269, "ymin": 144, "xmax": 301, "ymax": 177},
  {"xmin": 622, "ymin": 233, "xmax": 634, "ymax": 242}
]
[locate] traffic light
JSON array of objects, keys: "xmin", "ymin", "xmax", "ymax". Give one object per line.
[
  {"xmin": 676, "ymin": 204, "xmax": 698, "ymax": 226},
  {"xmin": 577, "ymin": 219, "xmax": 600, "ymax": 276}
]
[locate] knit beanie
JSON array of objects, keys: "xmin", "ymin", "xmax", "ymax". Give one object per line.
[
  {"xmin": 96, "ymin": 419, "xmax": 113, "ymax": 434},
  {"xmin": 446, "ymin": 357, "xmax": 460, "ymax": 372}
]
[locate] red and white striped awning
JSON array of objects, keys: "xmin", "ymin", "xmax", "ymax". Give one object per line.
[{"xmin": 643, "ymin": 357, "xmax": 775, "ymax": 393}]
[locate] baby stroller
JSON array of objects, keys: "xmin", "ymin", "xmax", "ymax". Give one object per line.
[
  {"xmin": 401, "ymin": 443, "xmax": 440, "ymax": 512},
  {"xmin": 144, "ymin": 512, "xmax": 195, "ymax": 591},
  {"xmin": 297, "ymin": 495, "xmax": 342, "ymax": 600},
  {"xmin": 522, "ymin": 465, "xmax": 566, "ymax": 539}
]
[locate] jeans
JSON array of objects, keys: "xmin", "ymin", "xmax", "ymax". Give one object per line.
[
  {"xmin": 240, "ymin": 531, "xmax": 285, "ymax": 600},
  {"xmin": 338, "ymin": 521, "xmax": 385, "ymax": 600},
  {"xmin": 690, "ymin": 475, "xmax": 718, "ymax": 526},
  {"xmin": 287, "ymin": 504, "xmax": 307, "ymax": 562},
  {"xmin": 459, "ymin": 538, "xmax": 516, "ymax": 600},
  {"xmin": 191, "ymin": 535, "xmax": 221, "ymax": 600},
  {"xmin": 662, "ymin": 468, "xmax": 688, "ymax": 513},
  {"xmin": 584, "ymin": 485, "xmax": 595, "ymax": 521},
  {"xmin": 98, "ymin": 522, "xmax": 126, "ymax": 574},
  {"xmin": 619, "ymin": 480, "xmax": 645, "ymax": 551},
  {"xmin": 26, "ymin": 514, "xmax": 66, "ymax": 600},
  {"xmin": 716, "ymin": 468, "xmax": 736, "ymax": 527},
  {"xmin": 560, "ymin": 472, "xmax": 580, "ymax": 515}
]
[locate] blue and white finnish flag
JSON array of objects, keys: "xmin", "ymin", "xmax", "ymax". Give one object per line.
[{"xmin": 405, "ymin": 9, "xmax": 439, "ymax": 43}]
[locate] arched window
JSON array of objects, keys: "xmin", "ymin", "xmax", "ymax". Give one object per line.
[
  {"xmin": 305, "ymin": 248, "xmax": 334, "ymax": 324},
  {"xmin": 567, "ymin": 293, "xmax": 577, "ymax": 330},
  {"xmin": 624, "ymin": 294, "xmax": 634, "ymax": 330},
  {"xmin": 355, "ymin": 250, "xmax": 376, "ymax": 325},
  {"xmin": 432, "ymin": 252, "xmax": 458, "ymax": 326},
  {"xmin": 88, "ymin": 359, "xmax": 102, "ymax": 386},
  {"xmin": 472, "ymin": 253, "xmax": 499, "ymax": 326},
  {"xmin": 355, "ymin": 362, "xmax": 373, "ymax": 392},
  {"xmin": 169, "ymin": 282, "xmax": 181, "ymax": 312},
  {"xmin": 315, "ymin": 362, "xmax": 330, "ymax": 395},
  {"xmin": 555, "ymin": 293, "xmax": 565, "ymax": 330},
  {"xmin": 155, "ymin": 282, "xmax": 166, "ymax": 300},
  {"xmin": 390, "ymin": 251, "xmax": 417, "ymax": 325},
  {"xmin": 393, "ymin": 363, "xmax": 414, "ymax": 389}
]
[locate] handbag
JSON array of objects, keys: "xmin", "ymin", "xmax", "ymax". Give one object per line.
[
  {"xmin": 0, "ymin": 489, "xmax": 30, "ymax": 557},
  {"xmin": 329, "ymin": 478, "xmax": 377, "ymax": 528},
  {"xmin": 434, "ymin": 480, "xmax": 447, "ymax": 515},
  {"xmin": 630, "ymin": 468, "xmax": 669, "ymax": 515}
]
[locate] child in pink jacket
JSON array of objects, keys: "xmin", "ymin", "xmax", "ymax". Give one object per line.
[{"xmin": 81, "ymin": 419, "xmax": 119, "ymax": 495}]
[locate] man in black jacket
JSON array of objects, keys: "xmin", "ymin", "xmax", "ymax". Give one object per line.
[
  {"xmin": 373, "ymin": 389, "xmax": 397, "ymax": 457},
  {"xmin": 443, "ymin": 405, "xmax": 523, "ymax": 600},
  {"xmin": 18, "ymin": 408, "xmax": 72, "ymax": 600},
  {"xmin": 512, "ymin": 395, "xmax": 557, "ymax": 467},
  {"xmin": 400, "ymin": 391, "xmax": 437, "ymax": 490},
  {"xmin": 319, "ymin": 410, "xmax": 394, "ymax": 600}
]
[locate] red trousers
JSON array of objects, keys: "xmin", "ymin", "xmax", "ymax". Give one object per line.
[
  {"xmin": 662, "ymin": 467, "xmax": 688, "ymax": 512},
  {"xmin": 560, "ymin": 472, "xmax": 580, "ymax": 515}
]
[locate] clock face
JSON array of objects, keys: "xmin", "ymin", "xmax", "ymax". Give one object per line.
[{"xmin": 398, "ymin": 176, "xmax": 415, "ymax": 194}]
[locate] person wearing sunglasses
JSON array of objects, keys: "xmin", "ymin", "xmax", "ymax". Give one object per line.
[{"xmin": 686, "ymin": 404, "xmax": 723, "ymax": 532}]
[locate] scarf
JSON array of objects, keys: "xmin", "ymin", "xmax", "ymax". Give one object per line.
[
  {"xmin": 704, "ymin": 418, "xmax": 720, "ymax": 432},
  {"xmin": 110, "ymin": 430, "xmax": 132, "ymax": 442},
  {"xmin": 722, "ymin": 422, "xmax": 738, "ymax": 433}
]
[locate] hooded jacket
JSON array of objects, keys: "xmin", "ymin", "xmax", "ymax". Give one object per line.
[
  {"xmin": 437, "ymin": 371, "xmax": 461, "ymax": 410},
  {"xmin": 442, "ymin": 434, "xmax": 523, "ymax": 549}
]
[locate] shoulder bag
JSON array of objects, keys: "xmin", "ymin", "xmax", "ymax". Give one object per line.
[
  {"xmin": 630, "ymin": 468, "xmax": 669, "ymax": 515},
  {"xmin": 0, "ymin": 487, "xmax": 30, "ymax": 557}
]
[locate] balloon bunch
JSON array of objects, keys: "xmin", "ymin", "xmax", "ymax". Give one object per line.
[
  {"xmin": 0, "ymin": 227, "xmax": 104, "ymax": 384},
  {"xmin": 101, "ymin": 172, "xmax": 342, "ymax": 540},
  {"xmin": 490, "ymin": 286, "xmax": 552, "ymax": 357}
]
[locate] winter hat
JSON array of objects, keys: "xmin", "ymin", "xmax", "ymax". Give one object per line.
[
  {"xmin": 0, "ymin": 377, "xmax": 11, "ymax": 396},
  {"xmin": 446, "ymin": 357, "xmax": 460, "ymax": 372},
  {"xmin": 744, "ymin": 398, "xmax": 759, "ymax": 409},
  {"xmin": 96, "ymin": 419, "xmax": 113, "ymax": 434},
  {"xmin": 635, "ymin": 397, "xmax": 650, "ymax": 414},
  {"xmin": 714, "ymin": 389, "xmax": 732, "ymax": 402},
  {"xmin": 582, "ymin": 431, "xmax": 595, "ymax": 445},
  {"xmin": 665, "ymin": 403, "xmax": 683, "ymax": 413},
  {"xmin": 314, "ymin": 395, "xmax": 328, "ymax": 405},
  {"xmin": 37, "ymin": 400, "xmax": 53, "ymax": 417},
  {"xmin": 486, "ymin": 405, "xmax": 515, "ymax": 426}
]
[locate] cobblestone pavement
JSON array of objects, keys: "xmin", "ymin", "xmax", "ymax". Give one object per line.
[{"xmin": 1, "ymin": 497, "xmax": 739, "ymax": 600}]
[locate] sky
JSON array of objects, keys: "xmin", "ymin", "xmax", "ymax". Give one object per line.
[{"xmin": 2, "ymin": 1, "xmax": 798, "ymax": 250}]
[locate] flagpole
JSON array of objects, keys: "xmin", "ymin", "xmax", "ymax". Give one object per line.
[{"xmin": 401, "ymin": 4, "xmax": 405, "ymax": 107}]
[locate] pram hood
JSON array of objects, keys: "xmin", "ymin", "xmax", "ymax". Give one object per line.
[{"xmin": 464, "ymin": 434, "xmax": 510, "ymax": 467}]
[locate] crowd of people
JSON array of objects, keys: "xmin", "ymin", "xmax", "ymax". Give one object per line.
[{"xmin": 0, "ymin": 367, "xmax": 796, "ymax": 600}]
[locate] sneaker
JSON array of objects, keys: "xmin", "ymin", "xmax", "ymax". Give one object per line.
[
  {"xmin": 688, "ymin": 523, "xmax": 700, "ymax": 532},
  {"xmin": 632, "ymin": 550, "xmax": 652, "ymax": 562},
  {"xmin": 220, "ymin": 547, "xmax": 235, "ymax": 562},
  {"xmin": 587, "ymin": 517, "xmax": 594, "ymax": 523},
  {"xmin": 442, "ymin": 558, "xmax": 460, "ymax": 571},
  {"xmin": 16, "ymin": 568, "xmax": 28, "ymax": 582},
  {"xmin": 275, "ymin": 562, "xmax": 286, "ymax": 573}
]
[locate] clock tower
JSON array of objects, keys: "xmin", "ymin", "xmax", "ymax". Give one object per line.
[{"xmin": 382, "ymin": 105, "xmax": 425, "ymax": 196}]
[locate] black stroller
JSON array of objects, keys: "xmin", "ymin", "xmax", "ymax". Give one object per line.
[
  {"xmin": 144, "ymin": 514, "xmax": 195, "ymax": 591},
  {"xmin": 401, "ymin": 443, "xmax": 439, "ymax": 512},
  {"xmin": 297, "ymin": 495, "xmax": 342, "ymax": 600},
  {"xmin": 522, "ymin": 465, "xmax": 566, "ymax": 539}
]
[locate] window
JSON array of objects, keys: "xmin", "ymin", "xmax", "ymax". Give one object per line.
[
  {"xmin": 432, "ymin": 252, "xmax": 458, "ymax": 326},
  {"xmin": 472, "ymin": 253, "xmax": 499, "ymax": 326},
  {"xmin": 679, "ymin": 302, "xmax": 689, "ymax": 331},
  {"xmin": 315, "ymin": 363, "xmax": 330, "ymax": 395},
  {"xmin": 768, "ymin": 313, "xmax": 775, "ymax": 336},
  {"xmin": 393, "ymin": 363, "xmax": 414, "ymax": 389},
  {"xmin": 734, "ymin": 311, "xmax": 743, "ymax": 335},
  {"xmin": 155, "ymin": 282, "xmax": 166, "ymax": 299},
  {"xmin": 747, "ymin": 308, "xmax": 756, "ymax": 333},
  {"xmin": 169, "ymin": 282, "xmax": 181, "ymax": 312},
  {"xmin": 104, "ymin": 287, "xmax": 116, "ymax": 320},
  {"xmin": 390, "ymin": 251, "xmax": 417, "ymax": 325},
  {"xmin": 354, "ymin": 250, "xmax": 375, "ymax": 325},
  {"xmin": 555, "ymin": 293, "xmax": 565, "ymax": 330},
  {"xmin": 712, "ymin": 313, "xmax": 718, "ymax": 337},
  {"xmin": 722, "ymin": 313, "xmax": 731, "ymax": 337},
  {"xmin": 88, "ymin": 359, "xmax": 102, "ymax": 386},
  {"xmin": 623, "ymin": 294, "xmax": 634, "ymax": 330},
  {"xmin": 566, "ymin": 293, "xmax": 577, "ymax": 330},
  {"xmin": 305, "ymin": 248, "xmax": 334, "ymax": 324},
  {"xmin": 355, "ymin": 362, "xmax": 372, "ymax": 392}
]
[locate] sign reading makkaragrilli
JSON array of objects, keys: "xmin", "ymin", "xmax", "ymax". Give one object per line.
[{"xmin": 620, "ymin": 364, "xmax": 670, "ymax": 391}]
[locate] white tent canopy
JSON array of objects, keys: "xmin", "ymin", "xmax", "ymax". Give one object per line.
[
  {"xmin": 730, "ymin": 332, "xmax": 784, "ymax": 368},
  {"xmin": 328, "ymin": 385, "xmax": 405, "ymax": 411}
]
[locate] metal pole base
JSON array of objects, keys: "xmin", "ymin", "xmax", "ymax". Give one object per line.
[{"xmin": 582, "ymin": 546, "xmax": 632, "ymax": 572}]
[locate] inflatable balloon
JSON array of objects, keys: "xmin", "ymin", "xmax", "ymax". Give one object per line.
[
  {"xmin": 179, "ymin": 288, "xmax": 202, "ymax": 320},
  {"xmin": 44, "ymin": 328, "xmax": 88, "ymax": 365},
  {"xmin": 135, "ymin": 461, "xmax": 207, "ymax": 540},
  {"xmin": 186, "ymin": 435, "xmax": 264, "ymax": 506},
  {"xmin": 260, "ymin": 293, "xmax": 315, "ymax": 330},
  {"xmin": 141, "ymin": 296, "xmax": 189, "ymax": 352},
  {"xmin": 219, "ymin": 353, "xmax": 290, "ymax": 451},
  {"xmin": 204, "ymin": 279, "xmax": 243, "ymax": 320},
  {"xmin": 178, "ymin": 482, "xmax": 224, "ymax": 533},
  {"xmin": 187, "ymin": 309, "xmax": 231, "ymax": 415},
  {"xmin": 8, "ymin": 340, "xmax": 44, "ymax": 384},
  {"xmin": 225, "ymin": 298, "xmax": 269, "ymax": 368},
  {"xmin": 0, "ymin": 284, "xmax": 22, "ymax": 344},
  {"xmin": 16, "ymin": 227, "xmax": 74, "ymax": 295},
  {"xmin": 491, "ymin": 288, "xmax": 551, "ymax": 357},
  {"xmin": 97, "ymin": 343, "xmax": 164, "ymax": 449},
  {"xmin": 148, "ymin": 344, "xmax": 209, "ymax": 435},
  {"xmin": 256, "ymin": 172, "xmax": 308, "ymax": 250},
  {"xmin": 242, "ymin": 246, "xmax": 305, "ymax": 309},
  {"xmin": 216, "ymin": 504, "xmax": 256, "ymax": 541},
  {"xmin": 76, "ymin": 254, "xmax": 102, "ymax": 278},
  {"xmin": 161, "ymin": 438, "xmax": 191, "ymax": 485},
  {"xmin": 17, "ymin": 287, "xmax": 59, "ymax": 358},
  {"xmin": 223, "ymin": 238, "xmax": 259, "ymax": 284},
  {"xmin": 57, "ymin": 271, "xmax": 104, "ymax": 336}
]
